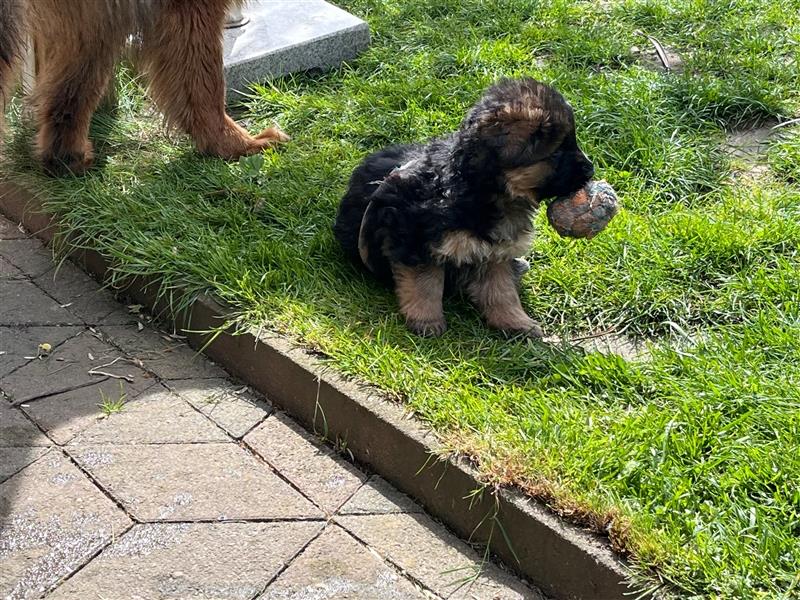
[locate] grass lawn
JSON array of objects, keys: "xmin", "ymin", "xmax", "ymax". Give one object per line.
[{"xmin": 3, "ymin": 0, "xmax": 800, "ymax": 597}]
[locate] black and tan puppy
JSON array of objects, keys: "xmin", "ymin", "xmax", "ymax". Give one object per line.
[{"xmin": 334, "ymin": 78, "xmax": 594, "ymax": 337}]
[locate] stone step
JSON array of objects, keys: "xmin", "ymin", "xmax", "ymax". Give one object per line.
[{"xmin": 223, "ymin": 0, "xmax": 370, "ymax": 100}]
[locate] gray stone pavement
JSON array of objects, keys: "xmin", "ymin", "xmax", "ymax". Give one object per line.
[{"xmin": 0, "ymin": 215, "xmax": 544, "ymax": 600}]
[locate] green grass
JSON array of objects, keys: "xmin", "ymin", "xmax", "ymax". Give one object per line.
[{"xmin": 3, "ymin": 0, "xmax": 800, "ymax": 597}]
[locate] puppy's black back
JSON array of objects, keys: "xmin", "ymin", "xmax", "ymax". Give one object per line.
[{"xmin": 333, "ymin": 144, "xmax": 420, "ymax": 273}]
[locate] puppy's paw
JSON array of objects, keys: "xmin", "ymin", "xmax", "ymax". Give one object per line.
[
  {"xmin": 254, "ymin": 126, "xmax": 291, "ymax": 145},
  {"xmin": 489, "ymin": 314, "xmax": 544, "ymax": 339},
  {"xmin": 406, "ymin": 317, "xmax": 448, "ymax": 337},
  {"xmin": 38, "ymin": 140, "xmax": 95, "ymax": 176}
]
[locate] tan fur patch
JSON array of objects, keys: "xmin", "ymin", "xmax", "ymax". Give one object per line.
[
  {"xmin": 505, "ymin": 163, "xmax": 552, "ymax": 201},
  {"xmin": 393, "ymin": 264, "xmax": 445, "ymax": 326},
  {"xmin": 467, "ymin": 262, "xmax": 538, "ymax": 333},
  {"xmin": 432, "ymin": 227, "xmax": 534, "ymax": 266}
]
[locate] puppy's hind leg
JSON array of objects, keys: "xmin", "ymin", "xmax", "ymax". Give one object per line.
[
  {"xmin": 467, "ymin": 261, "xmax": 543, "ymax": 338},
  {"xmin": 140, "ymin": 0, "xmax": 288, "ymax": 160},
  {"xmin": 393, "ymin": 264, "xmax": 447, "ymax": 337}
]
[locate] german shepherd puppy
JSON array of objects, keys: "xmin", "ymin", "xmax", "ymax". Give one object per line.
[{"xmin": 334, "ymin": 78, "xmax": 595, "ymax": 337}]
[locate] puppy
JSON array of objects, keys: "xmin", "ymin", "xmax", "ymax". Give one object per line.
[
  {"xmin": 0, "ymin": 0, "xmax": 288, "ymax": 175},
  {"xmin": 334, "ymin": 77, "xmax": 594, "ymax": 337}
]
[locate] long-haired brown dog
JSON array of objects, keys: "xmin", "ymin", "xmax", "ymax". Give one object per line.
[
  {"xmin": 0, "ymin": 0, "xmax": 287, "ymax": 174},
  {"xmin": 334, "ymin": 78, "xmax": 595, "ymax": 338}
]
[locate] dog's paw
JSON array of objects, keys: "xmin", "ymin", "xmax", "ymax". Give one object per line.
[
  {"xmin": 40, "ymin": 147, "xmax": 95, "ymax": 176},
  {"xmin": 490, "ymin": 315, "xmax": 544, "ymax": 339},
  {"xmin": 406, "ymin": 317, "xmax": 448, "ymax": 337},
  {"xmin": 254, "ymin": 126, "xmax": 291, "ymax": 145}
]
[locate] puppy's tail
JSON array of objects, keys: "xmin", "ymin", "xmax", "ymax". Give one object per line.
[{"xmin": 0, "ymin": 0, "xmax": 27, "ymax": 121}]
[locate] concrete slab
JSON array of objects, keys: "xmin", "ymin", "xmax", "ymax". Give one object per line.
[
  {"xmin": 70, "ymin": 443, "xmax": 323, "ymax": 521},
  {"xmin": 223, "ymin": 0, "xmax": 369, "ymax": 98},
  {"xmin": 169, "ymin": 378, "xmax": 271, "ymax": 439},
  {"xmin": 0, "ymin": 280, "xmax": 80, "ymax": 327},
  {"xmin": 48, "ymin": 521, "xmax": 323, "ymax": 600},
  {"xmin": 0, "ymin": 450, "xmax": 132, "ymax": 599},
  {"xmin": 0, "ymin": 330, "xmax": 140, "ymax": 404},
  {"xmin": 68, "ymin": 385, "xmax": 229, "ymax": 446},
  {"xmin": 0, "ymin": 256, "xmax": 23, "ymax": 278},
  {"xmin": 338, "ymin": 476, "xmax": 423, "ymax": 516},
  {"xmin": 0, "ymin": 239, "xmax": 57, "ymax": 278},
  {"xmin": 0, "ymin": 326, "xmax": 82, "ymax": 379},
  {"xmin": 0, "ymin": 404, "xmax": 51, "ymax": 447},
  {"xmin": 101, "ymin": 324, "xmax": 228, "ymax": 380},
  {"xmin": 260, "ymin": 524, "xmax": 426, "ymax": 600},
  {"xmin": 337, "ymin": 513, "xmax": 543, "ymax": 600},
  {"xmin": 245, "ymin": 412, "xmax": 366, "ymax": 514},
  {"xmin": 0, "ymin": 447, "xmax": 49, "ymax": 484}
]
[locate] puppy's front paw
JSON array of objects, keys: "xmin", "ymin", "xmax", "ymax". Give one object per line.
[
  {"xmin": 489, "ymin": 314, "xmax": 544, "ymax": 339},
  {"xmin": 406, "ymin": 317, "xmax": 448, "ymax": 337}
]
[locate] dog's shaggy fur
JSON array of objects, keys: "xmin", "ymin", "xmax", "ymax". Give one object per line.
[
  {"xmin": 0, "ymin": 0, "xmax": 287, "ymax": 174},
  {"xmin": 334, "ymin": 78, "xmax": 595, "ymax": 337}
]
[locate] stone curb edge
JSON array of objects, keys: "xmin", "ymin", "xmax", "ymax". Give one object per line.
[{"xmin": 1, "ymin": 179, "xmax": 633, "ymax": 600}]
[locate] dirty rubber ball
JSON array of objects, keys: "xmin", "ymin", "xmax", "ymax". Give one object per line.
[{"xmin": 547, "ymin": 180, "xmax": 619, "ymax": 239}]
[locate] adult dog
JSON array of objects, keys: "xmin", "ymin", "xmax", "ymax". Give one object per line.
[
  {"xmin": 334, "ymin": 78, "xmax": 595, "ymax": 337},
  {"xmin": 0, "ymin": 0, "xmax": 287, "ymax": 174}
]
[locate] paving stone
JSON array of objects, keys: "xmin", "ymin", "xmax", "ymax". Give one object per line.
[
  {"xmin": 68, "ymin": 385, "xmax": 229, "ymax": 445},
  {"xmin": 0, "ymin": 326, "xmax": 82, "ymax": 378},
  {"xmin": 0, "ymin": 404, "xmax": 50, "ymax": 447},
  {"xmin": 102, "ymin": 324, "xmax": 227, "ymax": 380},
  {"xmin": 0, "ymin": 450, "xmax": 132, "ymax": 600},
  {"xmin": 260, "ymin": 524, "xmax": 426, "ymax": 600},
  {"xmin": 0, "ymin": 447, "xmax": 48, "ymax": 484},
  {"xmin": 337, "ymin": 514, "xmax": 543, "ymax": 600},
  {"xmin": 245, "ymin": 412, "xmax": 366, "ymax": 515},
  {"xmin": 21, "ymin": 375, "xmax": 157, "ymax": 445},
  {"xmin": 0, "ymin": 280, "xmax": 79, "ymax": 326},
  {"xmin": 0, "ymin": 256, "xmax": 23, "ymax": 278},
  {"xmin": 0, "ymin": 238, "xmax": 57, "ymax": 278},
  {"xmin": 169, "ymin": 378, "xmax": 271, "ymax": 439},
  {"xmin": 339, "ymin": 476, "xmax": 423, "ymax": 516},
  {"xmin": 70, "ymin": 443, "xmax": 322, "ymax": 521},
  {"xmin": 0, "ymin": 217, "xmax": 25, "ymax": 240},
  {"xmin": 48, "ymin": 521, "xmax": 323, "ymax": 600},
  {"xmin": 0, "ymin": 330, "xmax": 136, "ymax": 403},
  {"xmin": 33, "ymin": 261, "xmax": 138, "ymax": 326}
]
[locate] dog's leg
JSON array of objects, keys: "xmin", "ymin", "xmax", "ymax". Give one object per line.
[
  {"xmin": 393, "ymin": 264, "xmax": 447, "ymax": 337},
  {"xmin": 467, "ymin": 261, "xmax": 543, "ymax": 337},
  {"xmin": 140, "ymin": 0, "xmax": 288, "ymax": 160},
  {"xmin": 31, "ymin": 12, "xmax": 122, "ymax": 174}
]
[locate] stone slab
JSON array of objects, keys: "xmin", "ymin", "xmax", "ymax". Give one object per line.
[
  {"xmin": 0, "ymin": 256, "xmax": 23, "ymax": 278},
  {"xmin": 245, "ymin": 412, "xmax": 366, "ymax": 515},
  {"xmin": 0, "ymin": 216, "xmax": 25, "ymax": 240},
  {"xmin": 68, "ymin": 385, "xmax": 228, "ymax": 446},
  {"xmin": 34, "ymin": 260, "xmax": 138, "ymax": 326},
  {"xmin": 21, "ymin": 376, "xmax": 155, "ymax": 445},
  {"xmin": 70, "ymin": 443, "xmax": 322, "ymax": 521},
  {"xmin": 0, "ymin": 447, "xmax": 49, "ymax": 484},
  {"xmin": 169, "ymin": 378, "xmax": 271, "ymax": 439},
  {"xmin": 337, "ymin": 513, "xmax": 543, "ymax": 600},
  {"xmin": 260, "ymin": 524, "xmax": 426, "ymax": 600},
  {"xmin": 0, "ymin": 404, "xmax": 51, "ymax": 447},
  {"xmin": 338, "ymin": 476, "xmax": 422, "ymax": 516},
  {"xmin": 0, "ymin": 326, "xmax": 82, "ymax": 379},
  {"xmin": 101, "ymin": 324, "xmax": 227, "ymax": 380},
  {"xmin": 0, "ymin": 330, "xmax": 139, "ymax": 403},
  {"xmin": 0, "ymin": 239, "xmax": 57, "ymax": 278},
  {"xmin": 0, "ymin": 450, "xmax": 132, "ymax": 599},
  {"xmin": 0, "ymin": 280, "xmax": 79, "ymax": 327},
  {"xmin": 223, "ymin": 0, "xmax": 369, "ymax": 98},
  {"xmin": 48, "ymin": 521, "xmax": 323, "ymax": 600}
]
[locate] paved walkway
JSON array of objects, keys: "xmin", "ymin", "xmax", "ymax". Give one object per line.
[{"xmin": 0, "ymin": 215, "xmax": 543, "ymax": 600}]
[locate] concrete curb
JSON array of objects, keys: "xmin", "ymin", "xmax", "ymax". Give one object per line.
[{"xmin": 1, "ymin": 179, "xmax": 634, "ymax": 600}]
